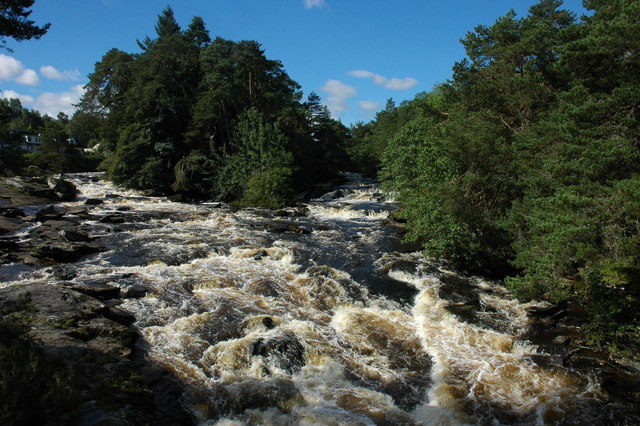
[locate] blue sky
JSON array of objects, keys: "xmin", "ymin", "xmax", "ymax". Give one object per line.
[{"xmin": 0, "ymin": 0, "xmax": 587, "ymax": 125}]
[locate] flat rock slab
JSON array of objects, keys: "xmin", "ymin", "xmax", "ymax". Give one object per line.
[
  {"xmin": 0, "ymin": 282, "xmax": 193, "ymax": 425},
  {"xmin": 65, "ymin": 281, "xmax": 121, "ymax": 300}
]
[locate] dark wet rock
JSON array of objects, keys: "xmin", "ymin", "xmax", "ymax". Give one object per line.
[
  {"xmin": 251, "ymin": 332, "xmax": 306, "ymax": 374},
  {"xmin": 116, "ymin": 206, "xmax": 132, "ymax": 211},
  {"xmin": 267, "ymin": 221, "xmax": 311, "ymax": 234},
  {"xmin": 438, "ymin": 274, "xmax": 479, "ymax": 304},
  {"xmin": 69, "ymin": 280, "xmax": 121, "ymax": 300},
  {"xmin": 262, "ymin": 317, "xmax": 275, "ymax": 329},
  {"xmin": 527, "ymin": 353, "xmax": 565, "ymax": 369},
  {"xmin": 97, "ymin": 305, "xmax": 137, "ymax": 326},
  {"xmin": 67, "ymin": 207, "xmax": 88, "ymax": 215},
  {"xmin": 253, "ymin": 249, "xmax": 269, "ymax": 260},
  {"xmin": 525, "ymin": 301, "xmax": 568, "ymax": 319},
  {"xmin": 0, "ymin": 176, "xmax": 59, "ymax": 205},
  {"xmin": 0, "ymin": 283, "xmax": 192, "ymax": 425},
  {"xmin": 34, "ymin": 204, "xmax": 59, "ymax": 220},
  {"xmin": 0, "ymin": 206, "xmax": 25, "ymax": 217},
  {"xmin": 30, "ymin": 242, "xmax": 102, "ymax": 263},
  {"xmin": 141, "ymin": 367, "xmax": 194, "ymax": 425},
  {"xmin": 293, "ymin": 206, "xmax": 309, "ymax": 217},
  {"xmin": 437, "ymin": 275, "xmax": 483, "ymax": 325},
  {"xmin": 99, "ymin": 214, "xmax": 127, "ymax": 224},
  {"xmin": 0, "ymin": 216, "xmax": 23, "ymax": 234},
  {"xmin": 319, "ymin": 189, "xmax": 344, "ymax": 200},
  {"xmin": 47, "ymin": 176, "xmax": 77, "ymax": 201},
  {"xmin": 84, "ymin": 198, "xmax": 103, "ymax": 205},
  {"xmin": 214, "ymin": 378, "xmax": 300, "ymax": 413},
  {"xmin": 562, "ymin": 347, "xmax": 640, "ymax": 403},
  {"xmin": 0, "ymin": 237, "xmax": 19, "ymax": 251},
  {"xmin": 245, "ymin": 279, "xmax": 281, "ymax": 298},
  {"xmin": 123, "ymin": 285, "xmax": 151, "ymax": 299},
  {"xmin": 50, "ymin": 264, "xmax": 77, "ymax": 280},
  {"xmin": 59, "ymin": 228, "xmax": 92, "ymax": 242},
  {"xmin": 105, "ymin": 193, "xmax": 120, "ymax": 199},
  {"xmin": 378, "ymin": 259, "xmax": 423, "ymax": 276}
]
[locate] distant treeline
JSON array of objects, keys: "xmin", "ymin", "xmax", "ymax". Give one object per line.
[
  {"xmin": 351, "ymin": 0, "xmax": 639, "ymax": 352},
  {"xmin": 0, "ymin": 100, "xmax": 101, "ymax": 175}
]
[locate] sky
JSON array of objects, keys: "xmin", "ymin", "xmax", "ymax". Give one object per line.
[{"xmin": 0, "ymin": 0, "xmax": 588, "ymax": 126}]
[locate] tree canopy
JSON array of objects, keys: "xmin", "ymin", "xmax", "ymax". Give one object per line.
[
  {"xmin": 0, "ymin": 0, "xmax": 50, "ymax": 51},
  {"xmin": 78, "ymin": 8, "xmax": 350, "ymax": 206},
  {"xmin": 351, "ymin": 0, "xmax": 640, "ymax": 353}
]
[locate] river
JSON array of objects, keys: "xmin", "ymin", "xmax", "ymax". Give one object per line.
[{"xmin": 1, "ymin": 173, "xmax": 636, "ymax": 425}]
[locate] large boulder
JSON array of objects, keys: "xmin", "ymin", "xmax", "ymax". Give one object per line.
[
  {"xmin": 0, "ymin": 176, "xmax": 59, "ymax": 205},
  {"xmin": 47, "ymin": 177, "xmax": 77, "ymax": 201},
  {"xmin": 251, "ymin": 332, "xmax": 306, "ymax": 374}
]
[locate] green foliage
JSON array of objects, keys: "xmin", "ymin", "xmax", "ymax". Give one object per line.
[
  {"xmin": 0, "ymin": 0, "xmax": 50, "ymax": 51},
  {"xmin": 215, "ymin": 108, "xmax": 293, "ymax": 202},
  {"xmin": 367, "ymin": 0, "xmax": 640, "ymax": 346},
  {"xmin": 241, "ymin": 167, "xmax": 294, "ymax": 209},
  {"xmin": 77, "ymin": 8, "xmax": 349, "ymax": 204}
]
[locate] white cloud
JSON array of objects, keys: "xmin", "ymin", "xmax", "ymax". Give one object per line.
[
  {"xmin": 348, "ymin": 69, "xmax": 418, "ymax": 90},
  {"xmin": 304, "ymin": 0, "xmax": 326, "ymax": 9},
  {"xmin": 15, "ymin": 69, "xmax": 40, "ymax": 85},
  {"xmin": 357, "ymin": 100, "xmax": 380, "ymax": 112},
  {"xmin": 0, "ymin": 54, "xmax": 39, "ymax": 85},
  {"xmin": 383, "ymin": 77, "xmax": 419, "ymax": 90},
  {"xmin": 1, "ymin": 90, "xmax": 35, "ymax": 105},
  {"xmin": 349, "ymin": 70, "xmax": 374, "ymax": 79},
  {"xmin": 0, "ymin": 54, "xmax": 24, "ymax": 80},
  {"xmin": 319, "ymin": 79, "xmax": 356, "ymax": 118},
  {"xmin": 320, "ymin": 79, "xmax": 356, "ymax": 99},
  {"xmin": 34, "ymin": 84, "xmax": 85, "ymax": 116},
  {"xmin": 1, "ymin": 84, "xmax": 85, "ymax": 117},
  {"xmin": 40, "ymin": 65, "xmax": 81, "ymax": 81}
]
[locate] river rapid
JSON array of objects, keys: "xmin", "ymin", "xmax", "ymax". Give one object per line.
[{"xmin": 1, "ymin": 173, "xmax": 636, "ymax": 425}]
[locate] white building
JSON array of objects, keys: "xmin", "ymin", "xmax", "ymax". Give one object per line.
[{"xmin": 20, "ymin": 133, "xmax": 41, "ymax": 152}]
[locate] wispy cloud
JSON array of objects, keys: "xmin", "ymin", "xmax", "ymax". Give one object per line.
[
  {"xmin": 320, "ymin": 79, "xmax": 356, "ymax": 118},
  {"xmin": 1, "ymin": 84, "xmax": 85, "ymax": 117},
  {"xmin": 356, "ymin": 100, "xmax": 381, "ymax": 120},
  {"xmin": 348, "ymin": 69, "xmax": 418, "ymax": 90},
  {"xmin": 40, "ymin": 65, "xmax": 81, "ymax": 81},
  {"xmin": 357, "ymin": 100, "xmax": 380, "ymax": 113},
  {"xmin": 304, "ymin": 0, "xmax": 326, "ymax": 9},
  {"xmin": 0, "ymin": 54, "xmax": 40, "ymax": 86}
]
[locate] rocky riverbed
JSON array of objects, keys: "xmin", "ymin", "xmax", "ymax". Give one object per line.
[
  {"xmin": 1, "ymin": 176, "xmax": 193, "ymax": 425},
  {"xmin": 1, "ymin": 174, "xmax": 639, "ymax": 425}
]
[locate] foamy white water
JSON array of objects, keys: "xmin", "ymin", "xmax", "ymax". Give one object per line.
[{"xmin": 1, "ymin": 173, "xmax": 632, "ymax": 425}]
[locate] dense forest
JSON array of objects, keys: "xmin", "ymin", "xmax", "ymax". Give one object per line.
[
  {"xmin": 353, "ymin": 0, "xmax": 639, "ymax": 352},
  {"xmin": 74, "ymin": 7, "xmax": 350, "ymax": 207}
]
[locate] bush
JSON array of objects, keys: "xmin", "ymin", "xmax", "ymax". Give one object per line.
[{"xmin": 241, "ymin": 167, "xmax": 293, "ymax": 209}]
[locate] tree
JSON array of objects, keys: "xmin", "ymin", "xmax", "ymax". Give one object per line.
[
  {"xmin": 0, "ymin": 0, "xmax": 50, "ymax": 51},
  {"xmin": 185, "ymin": 16, "xmax": 210, "ymax": 48},
  {"xmin": 79, "ymin": 8, "xmax": 346, "ymax": 205},
  {"xmin": 372, "ymin": 0, "xmax": 640, "ymax": 351}
]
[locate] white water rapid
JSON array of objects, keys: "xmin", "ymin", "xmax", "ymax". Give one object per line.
[{"xmin": 1, "ymin": 173, "xmax": 633, "ymax": 425}]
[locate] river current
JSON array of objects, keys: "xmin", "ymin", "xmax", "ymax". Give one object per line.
[{"xmin": 1, "ymin": 173, "xmax": 633, "ymax": 425}]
